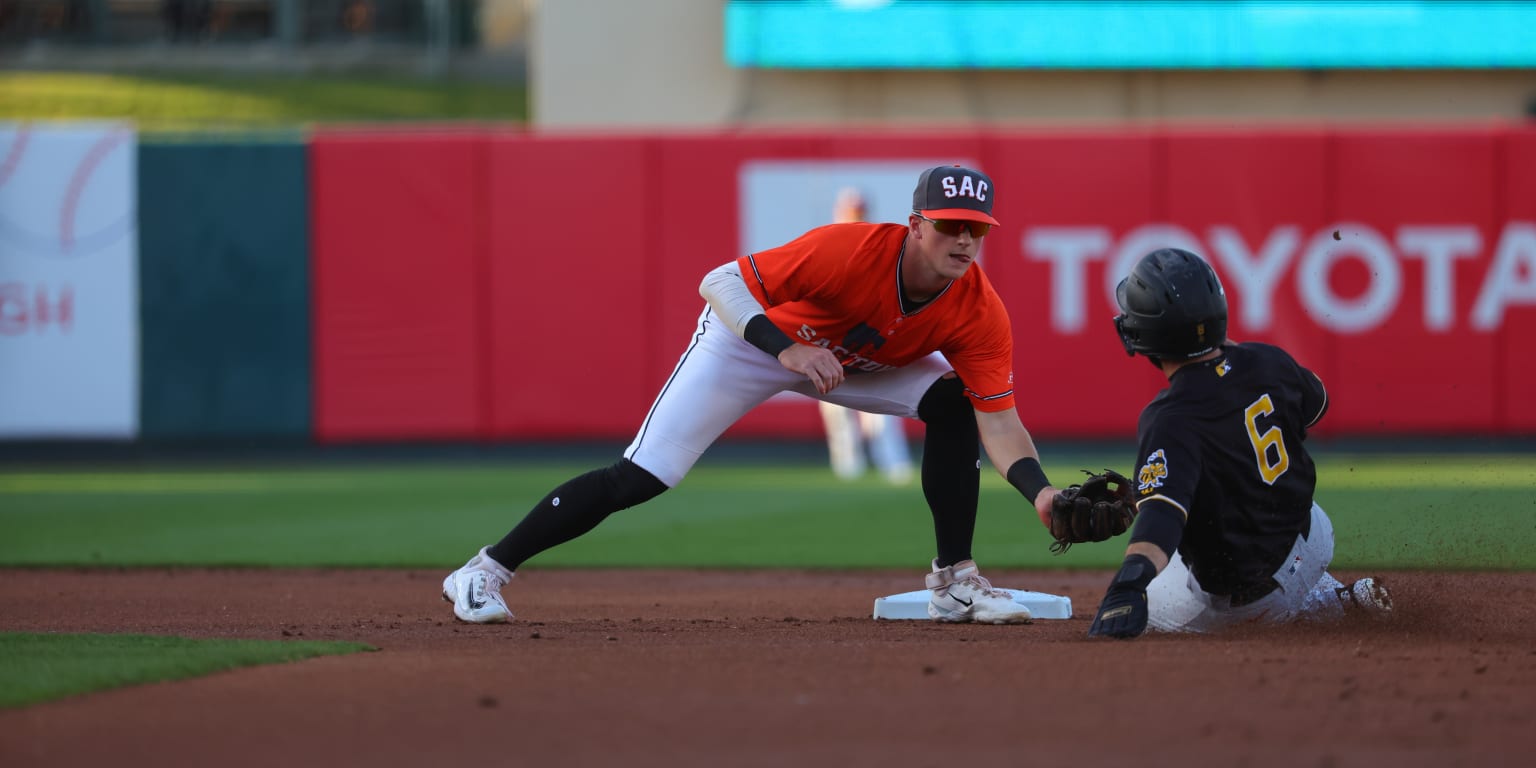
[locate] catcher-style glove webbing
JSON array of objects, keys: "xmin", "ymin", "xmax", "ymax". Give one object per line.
[{"xmin": 1048, "ymin": 468, "xmax": 1138, "ymax": 554}]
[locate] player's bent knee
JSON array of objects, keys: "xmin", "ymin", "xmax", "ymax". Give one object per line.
[
  {"xmin": 917, "ymin": 376, "xmax": 974, "ymax": 427},
  {"xmin": 602, "ymin": 459, "xmax": 669, "ymax": 510}
]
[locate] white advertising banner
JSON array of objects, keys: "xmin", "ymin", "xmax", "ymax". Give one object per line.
[
  {"xmin": 739, "ymin": 158, "xmax": 975, "ymax": 255},
  {"xmin": 0, "ymin": 122, "xmax": 138, "ymax": 438}
]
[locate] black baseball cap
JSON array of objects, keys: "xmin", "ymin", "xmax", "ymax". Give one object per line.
[{"xmin": 912, "ymin": 165, "xmax": 1000, "ymax": 226}]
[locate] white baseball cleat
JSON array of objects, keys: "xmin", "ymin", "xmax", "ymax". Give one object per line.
[
  {"xmin": 1337, "ymin": 577, "xmax": 1394, "ymax": 620},
  {"xmin": 442, "ymin": 546, "xmax": 515, "ymax": 624},
  {"xmin": 925, "ymin": 559, "xmax": 1033, "ymax": 624}
]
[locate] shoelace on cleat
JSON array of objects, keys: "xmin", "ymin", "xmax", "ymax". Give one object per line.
[
  {"xmin": 467, "ymin": 571, "xmax": 506, "ymax": 603},
  {"xmin": 956, "ymin": 574, "xmax": 1010, "ymax": 599}
]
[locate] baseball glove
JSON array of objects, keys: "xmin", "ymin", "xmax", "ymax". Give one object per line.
[{"xmin": 1048, "ymin": 469, "xmax": 1138, "ymax": 554}]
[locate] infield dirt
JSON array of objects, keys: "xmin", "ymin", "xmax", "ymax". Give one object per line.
[{"xmin": 2, "ymin": 568, "xmax": 1533, "ymax": 767}]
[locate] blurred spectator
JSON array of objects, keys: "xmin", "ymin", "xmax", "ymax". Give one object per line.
[
  {"xmin": 342, "ymin": 0, "xmax": 374, "ymax": 36},
  {"xmin": 163, "ymin": 0, "xmax": 210, "ymax": 42},
  {"xmin": 819, "ymin": 186, "xmax": 915, "ymax": 485},
  {"xmin": 4, "ymin": 0, "xmax": 91, "ymax": 39}
]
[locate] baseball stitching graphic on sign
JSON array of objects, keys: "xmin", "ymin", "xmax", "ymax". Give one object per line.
[{"xmin": 0, "ymin": 124, "xmax": 134, "ymax": 260}]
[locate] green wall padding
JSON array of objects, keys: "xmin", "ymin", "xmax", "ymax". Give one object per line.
[{"xmin": 138, "ymin": 141, "xmax": 311, "ymax": 439}]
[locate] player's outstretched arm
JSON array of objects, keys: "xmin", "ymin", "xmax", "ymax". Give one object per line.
[{"xmin": 975, "ymin": 408, "xmax": 1061, "ymax": 526}]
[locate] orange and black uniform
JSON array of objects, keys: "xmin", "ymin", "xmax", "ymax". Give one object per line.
[{"xmin": 739, "ymin": 222, "xmax": 1016, "ymax": 412}]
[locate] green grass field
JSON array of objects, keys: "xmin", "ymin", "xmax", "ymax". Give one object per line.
[
  {"xmin": 1, "ymin": 448, "xmax": 1530, "ymax": 708},
  {"xmin": 0, "ymin": 633, "xmax": 373, "ymax": 709},
  {"xmin": 0, "ymin": 71, "xmax": 528, "ymax": 129},
  {"xmin": 2, "ymin": 450, "xmax": 1532, "ymax": 571}
]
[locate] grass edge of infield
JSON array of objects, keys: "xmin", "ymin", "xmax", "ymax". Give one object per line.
[{"xmin": 0, "ymin": 632, "xmax": 376, "ymax": 710}]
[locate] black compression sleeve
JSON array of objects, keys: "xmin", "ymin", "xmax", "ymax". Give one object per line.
[
  {"xmin": 1128, "ymin": 498, "xmax": 1185, "ymax": 559},
  {"xmin": 1006, "ymin": 457, "xmax": 1051, "ymax": 503},
  {"xmin": 743, "ymin": 314, "xmax": 796, "ymax": 357}
]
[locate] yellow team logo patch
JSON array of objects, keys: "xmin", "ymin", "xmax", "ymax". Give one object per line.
[
  {"xmin": 1216, "ymin": 360, "xmax": 1231, "ymax": 377},
  {"xmin": 1137, "ymin": 449, "xmax": 1168, "ymax": 495}
]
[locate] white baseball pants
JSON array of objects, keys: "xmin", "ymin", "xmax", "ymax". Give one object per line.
[
  {"xmin": 1147, "ymin": 502, "xmax": 1349, "ymax": 633},
  {"xmin": 624, "ymin": 307, "xmax": 950, "ymax": 488}
]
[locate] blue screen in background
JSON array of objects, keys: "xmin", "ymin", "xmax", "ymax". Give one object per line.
[{"xmin": 725, "ymin": 1, "xmax": 1536, "ymax": 69}]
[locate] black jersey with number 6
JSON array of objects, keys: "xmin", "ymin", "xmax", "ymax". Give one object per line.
[{"xmin": 1132, "ymin": 342, "xmax": 1330, "ymax": 598}]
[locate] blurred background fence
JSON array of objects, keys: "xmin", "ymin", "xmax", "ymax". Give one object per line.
[
  {"xmin": 1, "ymin": 0, "xmax": 518, "ymax": 79},
  {"xmin": 3, "ymin": 0, "xmax": 1536, "ymax": 451},
  {"xmin": 0, "ymin": 0, "xmax": 485, "ymax": 48}
]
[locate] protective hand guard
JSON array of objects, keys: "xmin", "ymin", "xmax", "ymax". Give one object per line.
[
  {"xmin": 1048, "ymin": 469, "xmax": 1137, "ymax": 554},
  {"xmin": 1088, "ymin": 554, "xmax": 1156, "ymax": 639}
]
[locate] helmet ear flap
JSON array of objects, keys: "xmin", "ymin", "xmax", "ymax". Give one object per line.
[{"xmin": 1113, "ymin": 314, "xmax": 1138, "ymax": 357}]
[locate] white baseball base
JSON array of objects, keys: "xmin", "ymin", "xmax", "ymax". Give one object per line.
[{"xmin": 873, "ymin": 588, "xmax": 1073, "ymax": 620}]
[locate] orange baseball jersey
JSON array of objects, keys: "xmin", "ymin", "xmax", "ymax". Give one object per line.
[{"xmin": 737, "ymin": 222, "xmax": 1016, "ymax": 412}]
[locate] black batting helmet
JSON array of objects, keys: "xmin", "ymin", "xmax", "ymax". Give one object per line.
[{"xmin": 1114, "ymin": 248, "xmax": 1228, "ymax": 360}]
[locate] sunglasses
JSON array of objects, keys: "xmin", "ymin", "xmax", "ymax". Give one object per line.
[{"xmin": 915, "ymin": 213, "xmax": 991, "ymax": 238}]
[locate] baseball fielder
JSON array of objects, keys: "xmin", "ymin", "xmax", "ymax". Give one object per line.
[
  {"xmin": 1088, "ymin": 248, "xmax": 1394, "ymax": 638},
  {"xmin": 444, "ymin": 165, "xmax": 1068, "ymax": 625}
]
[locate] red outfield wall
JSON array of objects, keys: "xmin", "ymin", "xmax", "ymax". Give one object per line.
[{"xmin": 309, "ymin": 125, "xmax": 1536, "ymax": 442}]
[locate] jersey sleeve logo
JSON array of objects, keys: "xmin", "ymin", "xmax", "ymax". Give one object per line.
[
  {"xmin": 1137, "ymin": 449, "xmax": 1169, "ymax": 495},
  {"xmin": 1216, "ymin": 360, "xmax": 1231, "ymax": 377}
]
